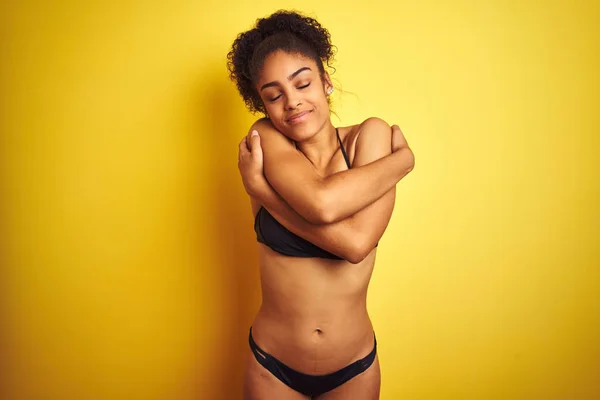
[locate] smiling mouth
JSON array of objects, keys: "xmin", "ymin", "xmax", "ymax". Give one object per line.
[{"xmin": 287, "ymin": 110, "xmax": 312, "ymax": 123}]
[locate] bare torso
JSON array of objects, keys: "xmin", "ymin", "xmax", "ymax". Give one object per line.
[{"xmin": 248, "ymin": 125, "xmax": 378, "ymax": 375}]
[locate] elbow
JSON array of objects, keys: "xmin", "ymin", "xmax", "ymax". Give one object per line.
[
  {"xmin": 304, "ymin": 206, "xmax": 332, "ymax": 225},
  {"xmin": 344, "ymin": 237, "xmax": 374, "ymax": 264},
  {"xmin": 306, "ymin": 190, "xmax": 337, "ymax": 225},
  {"xmin": 345, "ymin": 252, "xmax": 367, "ymax": 264},
  {"xmin": 314, "ymin": 209, "xmax": 337, "ymax": 225},
  {"xmin": 405, "ymin": 147, "xmax": 415, "ymax": 173}
]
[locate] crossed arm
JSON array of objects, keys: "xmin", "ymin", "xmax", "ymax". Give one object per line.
[{"xmin": 239, "ymin": 117, "xmax": 415, "ymax": 263}]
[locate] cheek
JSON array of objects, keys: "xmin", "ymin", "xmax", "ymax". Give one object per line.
[
  {"xmin": 311, "ymin": 88, "xmax": 328, "ymax": 104},
  {"xmin": 260, "ymin": 99, "xmax": 275, "ymax": 112},
  {"xmin": 264, "ymin": 104, "xmax": 281, "ymax": 119},
  {"xmin": 311, "ymin": 92, "xmax": 330, "ymax": 113}
]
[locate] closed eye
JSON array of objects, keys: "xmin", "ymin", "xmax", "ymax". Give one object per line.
[{"xmin": 268, "ymin": 83, "xmax": 311, "ymax": 102}]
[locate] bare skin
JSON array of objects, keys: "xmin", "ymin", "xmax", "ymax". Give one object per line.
[{"xmin": 237, "ymin": 51, "xmax": 414, "ymax": 399}]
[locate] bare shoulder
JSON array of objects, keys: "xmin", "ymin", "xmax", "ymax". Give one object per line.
[
  {"xmin": 249, "ymin": 117, "xmax": 274, "ymax": 132},
  {"xmin": 341, "ymin": 117, "xmax": 392, "ymax": 165},
  {"xmin": 249, "ymin": 118, "xmax": 278, "ymax": 139},
  {"xmin": 343, "ymin": 117, "xmax": 391, "ymax": 142},
  {"xmin": 357, "ymin": 117, "xmax": 392, "ymax": 137},
  {"xmin": 249, "ymin": 118, "xmax": 295, "ymax": 148}
]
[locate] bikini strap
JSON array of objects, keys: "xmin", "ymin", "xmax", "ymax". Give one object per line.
[{"xmin": 336, "ymin": 128, "xmax": 351, "ymax": 169}]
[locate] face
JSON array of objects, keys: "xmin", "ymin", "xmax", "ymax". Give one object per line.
[{"xmin": 256, "ymin": 51, "xmax": 332, "ymax": 140}]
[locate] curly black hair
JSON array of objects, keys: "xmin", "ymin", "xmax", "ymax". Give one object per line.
[{"xmin": 227, "ymin": 10, "xmax": 336, "ymax": 115}]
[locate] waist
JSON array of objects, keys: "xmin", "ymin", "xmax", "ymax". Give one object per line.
[{"xmin": 257, "ymin": 245, "xmax": 375, "ymax": 306}]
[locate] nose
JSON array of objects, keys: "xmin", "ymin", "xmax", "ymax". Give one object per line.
[{"xmin": 285, "ymin": 95, "xmax": 302, "ymax": 110}]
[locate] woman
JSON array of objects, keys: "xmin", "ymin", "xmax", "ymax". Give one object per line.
[{"xmin": 228, "ymin": 10, "xmax": 415, "ymax": 400}]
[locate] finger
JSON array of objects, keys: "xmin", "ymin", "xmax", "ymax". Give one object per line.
[
  {"xmin": 394, "ymin": 126, "xmax": 409, "ymax": 151},
  {"xmin": 239, "ymin": 137, "xmax": 249, "ymax": 161},
  {"xmin": 249, "ymin": 131, "xmax": 262, "ymax": 159},
  {"xmin": 246, "ymin": 129, "xmax": 257, "ymax": 149},
  {"xmin": 398, "ymin": 128, "xmax": 408, "ymax": 145},
  {"xmin": 247, "ymin": 129, "xmax": 258, "ymax": 150},
  {"xmin": 391, "ymin": 125, "xmax": 399, "ymax": 151},
  {"xmin": 249, "ymin": 130, "xmax": 260, "ymax": 149}
]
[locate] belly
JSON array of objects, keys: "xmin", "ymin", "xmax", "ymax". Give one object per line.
[{"xmin": 251, "ymin": 244, "xmax": 377, "ymax": 375}]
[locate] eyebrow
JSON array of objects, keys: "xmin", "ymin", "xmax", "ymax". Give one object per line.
[{"xmin": 260, "ymin": 67, "xmax": 312, "ymax": 91}]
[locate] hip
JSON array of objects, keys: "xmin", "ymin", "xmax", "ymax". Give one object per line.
[{"xmin": 250, "ymin": 306, "xmax": 375, "ymax": 375}]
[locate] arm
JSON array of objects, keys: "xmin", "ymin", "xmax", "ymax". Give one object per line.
[
  {"xmin": 250, "ymin": 117, "xmax": 414, "ymax": 225},
  {"xmin": 239, "ymin": 122, "xmax": 409, "ymax": 263},
  {"xmin": 250, "ymin": 181, "xmax": 393, "ymax": 264}
]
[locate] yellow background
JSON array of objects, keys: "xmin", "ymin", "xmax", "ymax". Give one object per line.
[{"xmin": 1, "ymin": 1, "xmax": 598, "ymax": 399}]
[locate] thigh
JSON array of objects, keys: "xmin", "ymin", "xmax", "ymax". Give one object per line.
[
  {"xmin": 314, "ymin": 354, "xmax": 381, "ymax": 400},
  {"xmin": 243, "ymin": 347, "xmax": 310, "ymax": 400}
]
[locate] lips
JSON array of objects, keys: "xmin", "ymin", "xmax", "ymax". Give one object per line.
[{"xmin": 287, "ymin": 110, "xmax": 312, "ymax": 123}]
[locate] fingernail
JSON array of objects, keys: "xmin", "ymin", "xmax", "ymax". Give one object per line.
[{"xmin": 251, "ymin": 130, "xmax": 259, "ymax": 137}]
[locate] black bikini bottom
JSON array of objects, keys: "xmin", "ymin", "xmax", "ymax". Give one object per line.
[{"xmin": 248, "ymin": 327, "xmax": 377, "ymax": 397}]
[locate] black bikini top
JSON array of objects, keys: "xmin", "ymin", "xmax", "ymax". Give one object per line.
[{"xmin": 254, "ymin": 128, "xmax": 352, "ymax": 260}]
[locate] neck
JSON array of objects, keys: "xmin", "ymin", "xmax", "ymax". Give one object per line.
[{"xmin": 295, "ymin": 121, "xmax": 338, "ymax": 171}]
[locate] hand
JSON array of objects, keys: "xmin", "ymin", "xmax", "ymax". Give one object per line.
[
  {"xmin": 238, "ymin": 130, "xmax": 267, "ymax": 197},
  {"xmin": 391, "ymin": 125, "xmax": 409, "ymax": 153}
]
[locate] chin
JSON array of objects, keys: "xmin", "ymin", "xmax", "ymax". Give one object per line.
[
  {"xmin": 288, "ymin": 119, "xmax": 325, "ymax": 138},
  {"xmin": 286, "ymin": 124, "xmax": 318, "ymax": 141}
]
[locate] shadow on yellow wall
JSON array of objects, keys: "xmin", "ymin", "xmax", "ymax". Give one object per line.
[{"xmin": 190, "ymin": 72, "xmax": 261, "ymax": 398}]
